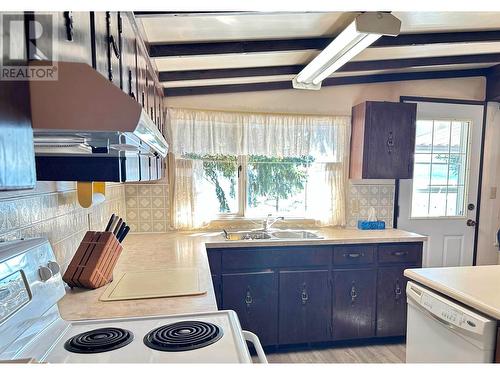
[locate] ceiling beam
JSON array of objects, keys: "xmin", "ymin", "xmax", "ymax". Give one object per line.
[
  {"xmin": 165, "ymin": 68, "xmax": 488, "ymax": 96},
  {"xmin": 150, "ymin": 31, "xmax": 500, "ymax": 57},
  {"xmin": 159, "ymin": 53, "xmax": 500, "ymax": 82}
]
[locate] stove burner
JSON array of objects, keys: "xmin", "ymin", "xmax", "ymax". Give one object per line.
[
  {"xmin": 144, "ymin": 321, "xmax": 223, "ymax": 352},
  {"xmin": 64, "ymin": 327, "xmax": 133, "ymax": 354}
]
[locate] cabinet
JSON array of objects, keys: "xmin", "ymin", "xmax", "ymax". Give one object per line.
[
  {"xmin": 93, "ymin": 11, "xmax": 121, "ymax": 87},
  {"xmin": 350, "ymin": 101, "xmax": 417, "ymax": 179},
  {"xmin": 208, "ymin": 241, "xmax": 423, "ymax": 347},
  {"xmin": 119, "ymin": 13, "xmax": 137, "ymax": 100},
  {"xmin": 332, "ymin": 269, "xmax": 376, "ymax": 340},
  {"xmin": 279, "ymin": 270, "xmax": 331, "ymax": 344},
  {"xmin": 34, "ymin": 12, "xmax": 92, "ymax": 65},
  {"xmin": 222, "ymin": 271, "xmax": 278, "ymax": 346}
]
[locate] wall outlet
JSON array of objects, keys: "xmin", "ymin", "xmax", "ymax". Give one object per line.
[{"xmin": 490, "ymin": 186, "xmax": 497, "ymax": 199}]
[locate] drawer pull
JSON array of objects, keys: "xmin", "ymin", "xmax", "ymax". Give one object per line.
[
  {"xmin": 350, "ymin": 283, "xmax": 357, "ymax": 304},
  {"xmin": 394, "ymin": 280, "xmax": 402, "ymax": 300},
  {"xmin": 344, "ymin": 252, "xmax": 362, "ymax": 258},
  {"xmin": 301, "ymin": 283, "xmax": 309, "ymax": 305},
  {"xmin": 392, "ymin": 251, "xmax": 408, "ymax": 257},
  {"xmin": 245, "ymin": 290, "xmax": 253, "ymax": 307}
]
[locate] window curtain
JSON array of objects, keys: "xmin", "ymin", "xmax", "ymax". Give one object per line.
[{"xmin": 167, "ymin": 108, "xmax": 351, "ymax": 229}]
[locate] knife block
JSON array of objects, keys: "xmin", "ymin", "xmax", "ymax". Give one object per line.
[{"xmin": 63, "ymin": 231, "xmax": 123, "ymax": 289}]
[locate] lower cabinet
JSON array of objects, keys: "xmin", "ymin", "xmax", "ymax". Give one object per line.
[
  {"xmin": 376, "ymin": 265, "xmax": 414, "ymax": 337},
  {"xmin": 333, "ymin": 269, "xmax": 376, "ymax": 340},
  {"xmin": 209, "ymin": 241, "xmax": 423, "ymax": 347},
  {"xmin": 279, "ymin": 269, "xmax": 331, "ymax": 345},
  {"xmin": 221, "ymin": 271, "xmax": 278, "ymax": 346}
]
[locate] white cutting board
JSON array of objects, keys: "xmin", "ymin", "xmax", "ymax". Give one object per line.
[{"xmin": 99, "ymin": 268, "xmax": 206, "ymax": 301}]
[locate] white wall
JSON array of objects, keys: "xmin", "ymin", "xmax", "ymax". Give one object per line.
[
  {"xmin": 165, "ymin": 77, "xmax": 486, "ymax": 115},
  {"xmin": 476, "ymin": 102, "xmax": 500, "ymax": 265}
]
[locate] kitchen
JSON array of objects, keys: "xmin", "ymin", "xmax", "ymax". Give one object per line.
[{"xmin": 1, "ymin": 0, "xmax": 500, "ymax": 370}]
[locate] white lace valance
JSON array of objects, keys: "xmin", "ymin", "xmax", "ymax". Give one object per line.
[{"xmin": 166, "ymin": 108, "xmax": 350, "ymax": 161}]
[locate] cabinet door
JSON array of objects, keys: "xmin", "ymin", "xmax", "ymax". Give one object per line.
[
  {"xmin": 332, "ymin": 269, "xmax": 376, "ymax": 340},
  {"xmin": 377, "ymin": 265, "xmax": 414, "ymax": 337},
  {"xmin": 279, "ymin": 270, "xmax": 331, "ymax": 345},
  {"xmin": 93, "ymin": 11, "xmax": 121, "ymax": 87},
  {"xmin": 136, "ymin": 44, "xmax": 148, "ymax": 109},
  {"xmin": 119, "ymin": 13, "xmax": 137, "ymax": 100},
  {"xmin": 364, "ymin": 101, "xmax": 416, "ymax": 179},
  {"xmin": 222, "ymin": 271, "xmax": 278, "ymax": 346},
  {"xmin": 34, "ymin": 12, "xmax": 92, "ymax": 65}
]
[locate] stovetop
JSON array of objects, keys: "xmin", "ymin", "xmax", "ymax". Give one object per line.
[{"xmin": 17, "ymin": 310, "xmax": 251, "ymax": 363}]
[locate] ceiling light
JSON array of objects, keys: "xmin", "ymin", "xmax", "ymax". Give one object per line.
[{"xmin": 292, "ymin": 12, "xmax": 401, "ymax": 90}]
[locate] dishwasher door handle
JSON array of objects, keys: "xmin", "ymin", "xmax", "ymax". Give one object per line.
[{"xmin": 242, "ymin": 330, "xmax": 268, "ymax": 364}]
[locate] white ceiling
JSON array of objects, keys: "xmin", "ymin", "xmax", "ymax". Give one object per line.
[{"xmin": 137, "ymin": 11, "xmax": 500, "ymax": 92}]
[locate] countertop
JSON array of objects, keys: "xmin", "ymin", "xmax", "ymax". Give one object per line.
[
  {"xmin": 404, "ymin": 265, "xmax": 500, "ymax": 320},
  {"xmin": 58, "ymin": 228, "xmax": 426, "ymax": 321}
]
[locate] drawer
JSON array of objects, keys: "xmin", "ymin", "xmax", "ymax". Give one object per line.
[
  {"xmin": 207, "ymin": 250, "xmax": 221, "ymax": 275},
  {"xmin": 222, "ymin": 248, "xmax": 278, "ymax": 271},
  {"xmin": 377, "ymin": 242, "xmax": 423, "ymax": 264},
  {"xmin": 275, "ymin": 246, "xmax": 332, "ymax": 267},
  {"xmin": 333, "ymin": 245, "xmax": 375, "ymax": 266}
]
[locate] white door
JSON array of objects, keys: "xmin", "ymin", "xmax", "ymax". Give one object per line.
[{"xmin": 398, "ymin": 101, "xmax": 484, "ymax": 267}]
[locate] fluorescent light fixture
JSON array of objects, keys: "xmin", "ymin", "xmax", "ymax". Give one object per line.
[{"xmin": 293, "ymin": 12, "xmax": 401, "ymax": 90}]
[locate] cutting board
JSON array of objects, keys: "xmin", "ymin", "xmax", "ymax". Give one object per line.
[{"xmin": 99, "ymin": 268, "xmax": 206, "ymax": 302}]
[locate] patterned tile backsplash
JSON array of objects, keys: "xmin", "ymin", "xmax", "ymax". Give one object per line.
[
  {"xmin": 125, "ymin": 182, "xmax": 169, "ymax": 233},
  {"xmin": 0, "ymin": 183, "xmax": 126, "ymax": 274},
  {"xmin": 346, "ymin": 181, "xmax": 395, "ymax": 228}
]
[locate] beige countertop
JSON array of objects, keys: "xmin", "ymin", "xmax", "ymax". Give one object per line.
[
  {"xmin": 59, "ymin": 228, "xmax": 426, "ymax": 321},
  {"xmin": 404, "ymin": 265, "xmax": 500, "ymax": 320}
]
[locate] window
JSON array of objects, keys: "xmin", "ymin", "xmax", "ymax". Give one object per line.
[
  {"xmin": 411, "ymin": 119, "xmax": 470, "ymax": 218},
  {"xmin": 181, "ymin": 153, "xmax": 323, "ymax": 218}
]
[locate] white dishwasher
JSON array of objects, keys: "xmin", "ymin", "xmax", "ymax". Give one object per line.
[{"xmin": 406, "ymin": 281, "xmax": 497, "ymax": 363}]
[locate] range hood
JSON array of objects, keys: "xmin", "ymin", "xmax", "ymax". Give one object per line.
[{"xmin": 29, "ymin": 61, "xmax": 168, "ymax": 182}]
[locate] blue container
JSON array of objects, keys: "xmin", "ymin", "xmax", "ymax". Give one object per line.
[{"xmin": 357, "ymin": 220, "xmax": 386, "ymax": 230}]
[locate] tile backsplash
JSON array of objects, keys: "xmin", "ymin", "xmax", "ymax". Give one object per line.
[
  {"xmin": 346, "ymin": 181, "xmax": 395, "ymax": 228},
  {"xmin": 125, "ymin": 182, "xmax": 169, "ymax": 233},
  {"xmin": 0, "ymin": 182, "xmax": 126, "ymax": 274}
]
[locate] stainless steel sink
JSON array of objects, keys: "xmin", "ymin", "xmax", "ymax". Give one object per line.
[
  {"xmin": 270, "ymin": 230, "xmax": 322, "ymax": 239},
  {"xmin": 223, "ymin": 229, "xmax": 322, "ymax": 241}
]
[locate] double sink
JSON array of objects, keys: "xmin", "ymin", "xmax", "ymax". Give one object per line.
[{"xmin": 223, "ymin": 229, "xmax": 323, "ymax": 241}]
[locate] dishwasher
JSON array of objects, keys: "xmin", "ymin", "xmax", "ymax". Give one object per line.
[{"xmin": 406, "ymin": 281, "xmax": 497, "ymax": 363}]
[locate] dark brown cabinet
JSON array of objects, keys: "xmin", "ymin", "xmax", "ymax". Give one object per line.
[
  {"xmin": 119, "ymin": 13, "xmax": 137, "ymax": 100},
  {"xmin": 376, "ymin": 265, "xmax": 412, "ymax": 337},
  {"xmin": 279, "ymin": 270, "xmax": 331, "ymax": 344},
  {"xmin": 350, "ymin": 101, "xmax": 417, "ymax": 179},
  {"xmin": 34, "ymin": 12, "xmax": 93, "ymax": 65},
  {"xmin": 332, "ymin": 269, "xmax": 376, "ymax": 340},
  {"xmin": 222, "ymin": 271, "xmax": 278, "ymax": 346},
  {"xmin": 93, "ymin": 11, "xmax": 122, "ymax": 87},
  {"xmin": 208, "ymin": 241, "xmax": 423, "ymax": 347}
]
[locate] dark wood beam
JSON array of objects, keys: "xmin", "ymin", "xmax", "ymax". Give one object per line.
[
  {"xmin": 150, "ymin": 31, "xmax": 500, "ymax": 57},
  {"xmin": 165, "ymin": 68, "xmax": 488, "ymax": 96},
  {"xmin": 159, "ymin": 53, "xmax": 500, "ymax": 82},
  {"xmin": 486, "ymin": 64, "xmax": 500, "ymax": 101}
]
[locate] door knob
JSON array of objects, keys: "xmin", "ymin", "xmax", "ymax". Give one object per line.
[{"xmin": 466, "ymin": 219, "xmax": 477, "ymax": 227}]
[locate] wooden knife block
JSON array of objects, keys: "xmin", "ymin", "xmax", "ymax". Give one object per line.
[{"xmin": 63, "ymin": 231, "xmax": 123, "ymax": 289}]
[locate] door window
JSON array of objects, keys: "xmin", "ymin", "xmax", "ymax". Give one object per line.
[{"xmin": 411, "ymin": 119, "xmax": 470, "ymax": 218}]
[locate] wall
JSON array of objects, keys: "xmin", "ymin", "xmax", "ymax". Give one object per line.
[
  {"xmin": 476, "ymin": 102, "xmax": 500, "ymax": 265},
  {"xmin": 0, "ymin": 182, "xmax": 126, "ymax": 274}
]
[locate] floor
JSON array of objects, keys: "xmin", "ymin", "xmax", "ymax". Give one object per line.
[{"xmin": 256, "ymin": 338, "xmax": 406, "ymax": 363}]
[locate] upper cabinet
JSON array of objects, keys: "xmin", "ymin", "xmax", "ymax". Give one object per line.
[
  {"xmin": 350, "ymin": 101, "xmax": 417, "ymax": 180},
  {"xmin": 93, "ymin": 11, "xmax": 122, "ymax": 88}
]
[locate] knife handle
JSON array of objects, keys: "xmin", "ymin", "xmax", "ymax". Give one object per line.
[
  {"xmin": 112, "ymin": 218, "xmax": 123, "ymax": 235},
  {"xmin": 104, "ymin": 214, "xmax": 115, "ymax": 231},
  {"xmin": 118, "ymin": 226, "xmax": 130, "ymax": 242}
]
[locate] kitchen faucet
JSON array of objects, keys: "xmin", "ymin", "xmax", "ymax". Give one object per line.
[{"xmin": 262, "ymin": 214, "xmax": 284, "ymax": 232}]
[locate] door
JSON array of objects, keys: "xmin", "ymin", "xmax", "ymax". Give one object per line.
[
  {"xmin": 93, "ymin": 11, "xmax": 121, "ymax": 87},
  {"xmin": 332, "ymin": 268, "xmax": 376, "ymax": 340},
  {"xmin": 398, "ymin": 100, "xmax": 484, "ymax": 267},
  {"xmin": 376, "ymin": 265, "xmax": 415, "ymax": 337},
  {"xmin": 119, "ymin": 13, "xmax": 137, "ymax": 100},
  {"xmin": 222, "ymin": 271, "xmax": 278, "ymax": 346},
  {"xmin": 279, "ymin": 269, "xmax": 331, "ymax": 344}
]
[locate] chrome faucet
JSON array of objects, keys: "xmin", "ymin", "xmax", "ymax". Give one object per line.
[{"xmin": 262, "ymin": 214, "xmax": 284, "ymax": 232}]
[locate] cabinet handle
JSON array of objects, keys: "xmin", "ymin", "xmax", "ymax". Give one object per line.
[
  {"xmin": 109, "ymin": 34, "xmax": 121, "ymax": 59},
  {"xmin": 392, "ymin": 251, "xmax": 408, "ymax": 257},
  {"xmin": 344, "ymin": 252, "xmax": 362, "ymax": 258},
  {"xmin": 245, "ymin": 290, "xmax": 253, "ymax": 307},
  {"xmin": 301, "ymin": 283, "xmax": 309, "ymax": 305},
  {"xmin": 350, "ymin": 282, "xmax": 357, "ymax": 304},
  {"xmin": 63, "ymin": 11, "xmax": 74, "ymax": 41},
  {"xmin": 386, "ymin": 131, "xmax": 394, "ymax": 154},
  {"xmin": 394, "ymin": 279, "xmax": 402, "ymax": 301},
  {"xmin": 128, "ymin": 70, "xmax": 136, "ymax": 99}
]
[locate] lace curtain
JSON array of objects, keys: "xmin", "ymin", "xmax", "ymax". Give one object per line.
[{"xmin": 167, "ymin": 108, "xmax": 351, "ymax": 229}]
